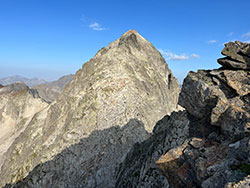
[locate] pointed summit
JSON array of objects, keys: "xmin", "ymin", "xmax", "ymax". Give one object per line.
[
  {"xmin": 118, "ymin": 29, "xmax": 149, "ymax": 51},
  {"xmin": 0, "ymin": 31, "xmax": 180, "ymax": 188},
  {"xmin": 121, "ymin": 29, "xmax": 138, "ymax": 36}
]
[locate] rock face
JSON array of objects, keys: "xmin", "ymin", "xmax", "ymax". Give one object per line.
[
  {"xmin": 115, "ymin": 111, "xmax": 189, "ymax": 188},
  {"xmin": 217, "ymin": 41, "xmax": 250, "ymax": 70},
  {"xmin": 0, "ymin": 75, "xmax": 48, "ymax": 87},
  {"xmin": 0, "ymin": 30, "xmax": 180, "ymax": 187},
  {"xmin": 157, "ymin": 42, "xmax": 250, "ymax": 187},
  {"xmin": 33, "ymin": 74, "xmax": 74, "ymax": 102},
  {"xmin": 0, "ymin": 83, "xmax": 48, "ymax": 173},
  {"xmin": 116, "ymin": 41, "xmax": 250, "ymax": 188}
]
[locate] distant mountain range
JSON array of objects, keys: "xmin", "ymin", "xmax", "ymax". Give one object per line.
[
  {"xmin": 0, "ymin": 75, "xmax": 48, "ymax": 87},
  {"xmin": 0, "ymin": 74, "xmax": 74, "ymax": 102}
]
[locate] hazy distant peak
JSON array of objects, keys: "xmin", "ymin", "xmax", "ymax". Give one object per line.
[
  {"xmin": 0, "ymin": 75, "xmax": 48, "ymax": 87},
  {"xmin": 0, "ymin": 82, "xmax": 29, "ymax": 94}
]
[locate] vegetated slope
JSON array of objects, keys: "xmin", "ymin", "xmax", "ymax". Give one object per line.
[{"xmin": 0, "ymin": 30, "xmax": 180, "ymax": 188}]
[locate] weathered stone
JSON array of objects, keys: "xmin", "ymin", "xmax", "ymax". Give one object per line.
[
  {"xmin": 153, "ymin": 41, "xmax": 250, "ymax": 187},
  {"xmin": 179, "ymin": 68, "xmax": 250, "ymax": 139},
  {"xmin": 179, "ymin": 70, "xmax": 225, "ymax": 120},
  {"xmin": 218, "ymin": 41, "xmax": 250, "ymax": 70},
  {"xmin": 217, "ymin": 57, "xmax": 248, "ymax": 70}
]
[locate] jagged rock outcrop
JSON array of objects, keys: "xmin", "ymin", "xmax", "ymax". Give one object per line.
[
  {"xmin": 157, "ymin": 41, "xmax": 250, "ymax": 187},
  {"xmin": 217, "ymin": 41, "xmax": 250, "ymax": 70},
  {"xmin": 0, "ymin": 30, "xmax": 180, "ymax": 187},
  {"xmin": 116, "ymin": 41, "xmax": 250, "ymax": 188},
  {"xmin": 0, "ymin": 83, "xmax": 48, "ymax": 172},
  {"xmin": 33, "ymin": 74, "xmax": 74, "ymax": 102}
]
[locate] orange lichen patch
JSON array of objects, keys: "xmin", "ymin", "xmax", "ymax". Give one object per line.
[
  {"xmin": 156, "ymin": 146, "xmax": 183, "ymax": 164},
  {"xmin": 156, "ymin": 145, "xmax": 185, "ymax": 175}
]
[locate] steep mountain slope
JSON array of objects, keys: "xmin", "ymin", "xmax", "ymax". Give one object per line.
[
  {"xmin": 0, "ymin": 30, "xmax": 180, "ymax": 187},
  {"xmin": 33, "ymin": 74, "xmax": 74, "ymax": 102},
  {"xmin": 115, "ymin": 41, "xmax": 250, "ymax": 188},
  {"xmin": 0, "ymin": 83, "xmax": 48, "ymax": 173},
  {"xmin": 0, "ymin": 75, "xmax": 48, "ymax": 87}
]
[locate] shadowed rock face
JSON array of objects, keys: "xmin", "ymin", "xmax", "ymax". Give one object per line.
[
  {"xmin": 0, "ymin": 83, "xmax": 48, "ymax": 173},
  {"xmin": 0, "ymin": 30, "xmax": 180, "ymax": 187},
  {"xmin": 4, "ymin": 119, "xmax": 150, "ymax": 188},
  {"xmin": 116, "ymin": 41, "xmax": 250, "ymax": 188},
  {"xmin": 115, "ymin": 111, "xmax": 189, "ymax": 188},
  {"xmin": 33, "ymin": 74, "xmax": 74, "ymax": 103}
]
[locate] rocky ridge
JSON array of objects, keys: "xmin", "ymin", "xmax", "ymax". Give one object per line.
[
  {"xmin": 0, "ymin": 83, "xmax": 48, "ymax": 173},
  {"xmin": 0, "ymin": 30, "xmax": 180, "ymax": 187},
  {"xmin": 33, "ymin": 74, "xmax": 74, "ymax": 102},
  {"xmin": 115, "ymin": 41, "xmax": 250, "ymax": 188}
]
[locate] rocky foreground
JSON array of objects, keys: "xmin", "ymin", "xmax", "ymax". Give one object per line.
[
  {"xmin": 0, "ymin": 30, "xmax": 180, "ymax": 188},
  {"xmin": 116, "ymin": 41, "xmax": 250, "ymax": 188}
]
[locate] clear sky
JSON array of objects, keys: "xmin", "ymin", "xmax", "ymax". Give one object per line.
[{"xmin": 0, "ymin": 0, "xmax": 250, "ymax": 82}]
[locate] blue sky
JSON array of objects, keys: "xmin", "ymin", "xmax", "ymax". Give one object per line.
[{"xmin": 0, "ymin": 0, "xmax": 250, "ymax": 82}]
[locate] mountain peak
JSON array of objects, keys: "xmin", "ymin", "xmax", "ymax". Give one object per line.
[
  {"xmin": 122, "ymin": 29, "xmax": 138, "ymax": 35},
  {"xmin": 119, "ymin": 29, "xmax": 147, "ymax": 46},
  {"xmin": 0, "ymin": 31, "xmax": 180, "ymax": 188},
  {"xmin": 94, "ymin": 30, "xmax": 152, "ymax": 58}
]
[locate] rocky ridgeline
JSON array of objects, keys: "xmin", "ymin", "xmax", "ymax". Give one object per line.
[
  {"xmin": 0, "ymin": 30, "xmax": 180, "ymax": 188},
  {"xmin": 0, "ymin": 83, "xmax": 48, "ymax": 174},
  {"xmin": 116, "ymin": 41, "xmax": 250, "ymax": 188},
  {"xmin": 33, "ymin": 74, "xmax": 74, "ymax": 103}
]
